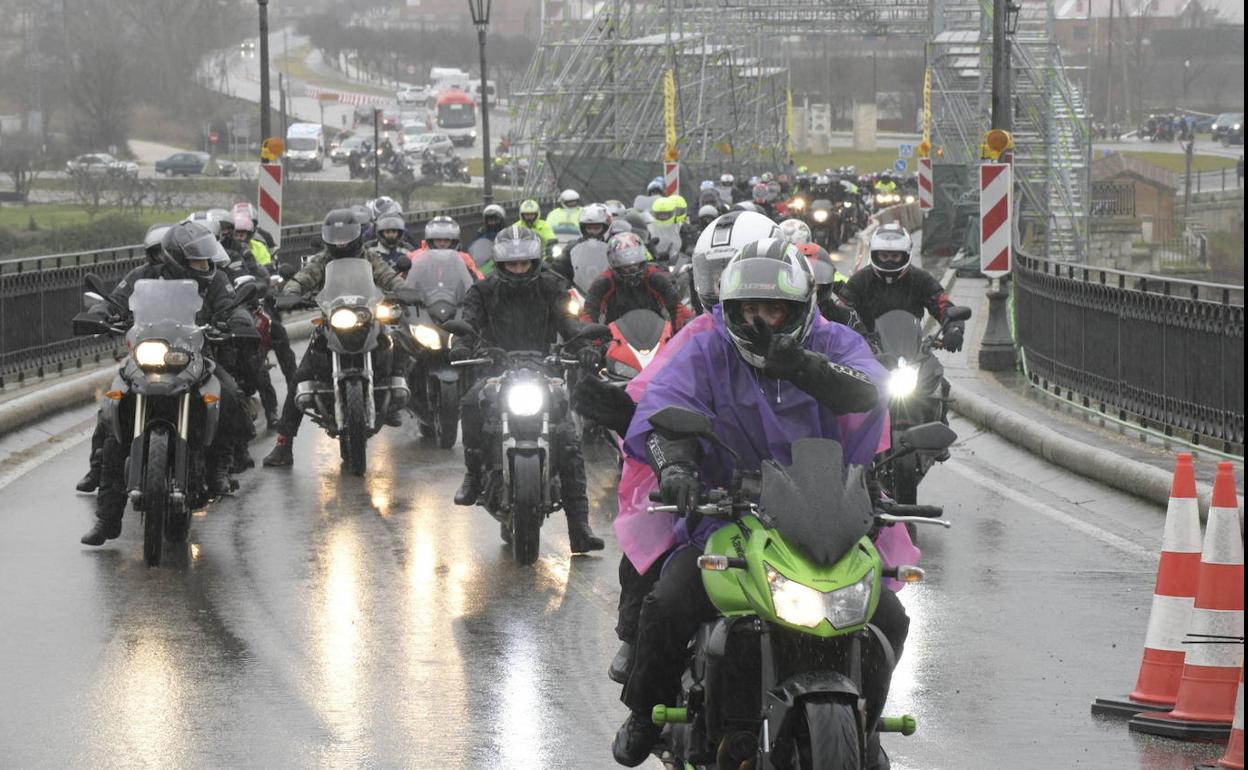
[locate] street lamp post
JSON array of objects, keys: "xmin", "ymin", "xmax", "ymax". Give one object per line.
[
  {"xmin": 257, "ymin": 0, "xmax": 271, "ymax": 143},
  {"xmin": 469, "ymin": 0, "xmax": 494, "ymax": 205}
]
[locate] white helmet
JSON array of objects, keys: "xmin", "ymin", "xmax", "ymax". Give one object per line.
[
  {"xmin": 868, "ymin": 222, "xmax": 914, "ymax": 284},
  {"xmin": 778, "ymin": 218, "xmax": 812, "ymax": 246},
  {"xmin": 578, "ymin": 203, "xmax": 612, "ymax": 239},
  {"xmin": 691, "ymin": 210, "xmax": 780, "ymax": 309},
  {"xmin": 424, "ymin": 215, "xmax": 461, "ymax": 247},
  {"xmin": 558, "ymin": 188, "xmax": 581, "ymax": 208}
]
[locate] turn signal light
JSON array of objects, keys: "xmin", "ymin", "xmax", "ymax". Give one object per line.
[
  {"xmin": 104, "ymin": 390, "xmax": 123, "ymax": 401},
  {"xmin": 202, "ymin": 394, "xmax": 220, "ymax": 405}
]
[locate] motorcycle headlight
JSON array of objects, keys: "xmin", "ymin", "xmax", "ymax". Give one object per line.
[
  {"xmin": 375, "ymin": 302, "xmax": 401, "ymax": 323},
  {"xmin": 904, "ymin": 195, "xmax": 917, "ymax": 204},
  {"xmin": 134, "ymin": 340, "xmax": 171, "ymax": 370},
  {"xmin": 505, "ymin": 381, "xmax": 545, "ymax": 417},
  {"xmin": 551, "ymin": 243, "xmax": 565, "ymax": 259},
  {"xmin": 767, "ymin": 565, "xmax": 874, "ymax": 629},
  {"xmin": 790, "ymin": 198, "xmax": 806, "ymax": 211},
  {"xmin": 812, "ymin": 210, "xmax": 829, "ymax": 223},
  {"xmin": 567, "ymin": 293, "xmax": 583, "ymax": 316},
  {"xmin": 330, "ymin": 307, "xmax": 362, "ymax": 330},
  {"xmin": 889, "ymin": 362, "xmax": 919, "ymax": 398},
  {"xmin": 843, "ymin": 201, "xmax": 854, "ymax": 209},
  {"xmin": 411, "ymin": 323, "xmax": 442, "ymax": 350}
]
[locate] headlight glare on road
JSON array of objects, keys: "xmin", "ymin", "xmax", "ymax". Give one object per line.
[
  {"xmin": 411, "ymin": 323, "xmax": 442, "ymax": 350},
  {"xmin": 889, "ymin": 362, "xmax": 919, "ymax": 398},
  {"xmin": 134, "ymin": 340, "xmax": 171, "ymax": 369},
  {"xmin": 330, "ymin": 308, "xmax": 362, "ymax": 330},
  {"xmin": 766, "ymin": 565, "xmax": 827, "ymax": 628},
  {"xmin": 505, "ymin": 381, "xmax": 545, "ymax": 417}
]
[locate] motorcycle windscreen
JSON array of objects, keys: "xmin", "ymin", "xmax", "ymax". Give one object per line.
[
  {"xmin": 404, "ymin": 249, "xmax": 473, "ymax": 322},
  {"xmin": 468, "ymin": 239, "xmax": 495, "ymax": 275},
  {"xmin": 874, "ymin": 309, "xmax": 923, "ymax": 362},
  {"xmin": 569, "ymin": 240, "xmax": 609, "ymax": 293},
  {"xmin": 126, "ymin": 279, "xmax": 203, "ymax": 349},
  {"xmin": 760, "ymin": 438, "xmax": 874, "ymax": 567},
  {"xmin": 613, "ymin": 308, "xmax": 667, "ymax": 352},
  {"xmin": 647, "ymin": 222, "xmax": 682, "ymax": 259},
  {"xmin": 316, "ymin": 258, "xmax": 384, "ymax": 313}
]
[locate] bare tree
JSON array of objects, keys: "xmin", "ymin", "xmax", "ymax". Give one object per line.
[{"xmin": 0, "ymin": 133, "xmax": 44, "ymax": 201}]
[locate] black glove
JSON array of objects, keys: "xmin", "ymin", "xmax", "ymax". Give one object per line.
[
  {"xmin": 577, "ymin": 343, "xmax": 603, "ymax": 372},
  {"xmin": 942, "ymin": 322, "xmax": 965, "ymax": 353},
  {"xmin": 571, "ymin": 376, "xmax": 636, "ymax": 435},
  {"xmin": 448, "ymin": 346, "xmax": 474, "ymax": 363},
  {"xmin": 658, "ymin": 464, "xmax": 701, "ymax": 516},
  {"xmin": 751, "ymin": 317, "xmax": 808, "ymax": 381}
]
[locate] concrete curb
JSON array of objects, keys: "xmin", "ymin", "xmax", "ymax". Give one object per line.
[{"xmin": 0, "ymin": 317, "xmax": 317, "ymax": 440}]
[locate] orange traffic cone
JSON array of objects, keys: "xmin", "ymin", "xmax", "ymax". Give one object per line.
[
  {"xmin": 1093, "ymin": 453, "xmax": 1203, "ymax": 717},
  {"xmin": 1131, "ymin": 462, "xmax": 1245, "ymax": 740}
]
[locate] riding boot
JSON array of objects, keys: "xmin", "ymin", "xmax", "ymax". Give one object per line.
[
  {"xmin": 232, "ymin": 441, "xmax": 255, "ymax": 473},
  {"xmin": 454, "ymin": 449, "xmax": 484, "ymax": 506},
  {"xmin": 80, "ymin": 514, "xmax": 122, "ymax": 546},
  {"xmin": 608, "ymin": 642, "xmax": 634, "ymax": 684},
  {"xmin": 565, "ymin": 503, "xmax": 604, "ymax": 553},
  {"xmin": 263, "ymin": 434, "xmax": 294, "ymax": 467},
  {"xmin": 76, "ymin": 449, "xmax": 103, "ymax": 493},
  {"xmin": 208, "ymin": 456, "xmax": 233, "ymax": 497}
]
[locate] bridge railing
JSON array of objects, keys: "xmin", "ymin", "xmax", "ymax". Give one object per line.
[
  {"xmin": 0, "ymin": 197, "xmax": 546, "ymax": 387},
  {"xmin": 1014, "ymin": 253, "xmax": 1244, "ymax": 455}
]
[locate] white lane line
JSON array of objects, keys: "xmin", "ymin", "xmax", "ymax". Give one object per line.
[
  {"xmin": 947, "ymin": 461, "xmax": 1156, "ymax": 561},
  {"xmin": 0, "ymin": 425, "xmax": 94, "ymax": 492}
]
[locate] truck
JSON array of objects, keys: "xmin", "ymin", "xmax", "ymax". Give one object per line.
[
  {"xmin": 430, "ymin": 67, "xmax": 471, "ymax": 92},
  {"xmin": 285, "ymin": 122, "xmax": 325, "ymax": 172}
]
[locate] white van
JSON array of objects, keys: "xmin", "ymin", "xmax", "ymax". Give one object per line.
[{"xmin": 285, "ymin": 122, "xmax": 325, "ymax": 171}]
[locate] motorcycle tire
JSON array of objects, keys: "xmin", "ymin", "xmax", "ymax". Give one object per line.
[
  {"xmin": 435, "ymin": 379, "xmax": 459, "ymax": 450},
  {"xmin": 143, "ymin": 427, "xmax": 171, "ymax": 568},
  {"xmin": 510, "ymin": 454, "xmax": 543, "ymax": 566},
  {"xmin": 791, "ymin": 698, "xmax": 861, "ymax": 770},
  {"xmin": 341, "ymin": 380, "xmax": 368, "ymax": 477}
]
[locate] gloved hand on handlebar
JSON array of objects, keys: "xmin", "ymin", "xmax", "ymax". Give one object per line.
[
  {"xmin": 942, "ymin": 322, "xmax": 965, "ymax": 353},
  {"xmin": 449, "ymin": 346, "xmax": 475, "ymax": 363},
  {"xmin": 577, "ymin": 344, "xmax": 603, "ymax": 372},
  {"xmin": 658, "ymin": 464, "xmax": 701, "ymax": 516}
]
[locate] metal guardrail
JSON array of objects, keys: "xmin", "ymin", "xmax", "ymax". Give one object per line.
[
  {"xmin": 0, "ymin": 196, "xmax": 548, "ymax": 387},
  {"xmin": 1014, "ymin": 253, "xmax": 1244, "ymax": 454}
]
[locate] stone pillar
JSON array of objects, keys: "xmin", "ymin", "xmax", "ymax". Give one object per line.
[{"xmin": 853, "ymin": 103, "xmax": 877, "ymax": 152}]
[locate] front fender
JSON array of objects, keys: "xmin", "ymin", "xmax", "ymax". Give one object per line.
[{"xmin": 764, "ymin": 670, "xmax": 862, "ymax": 763}]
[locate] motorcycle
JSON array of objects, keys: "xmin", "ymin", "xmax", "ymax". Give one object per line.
[
  {"xmin": 395, "ymin": 249, "xmax": 474, "ymax": 449},
  {"xmin": 871, "ymin": 307, "xmax": 970, "ymax": 506},
  {"xmin": 643, "ymin": 405, "xmax": 951, "ymax": 770},
  {"xmin": 73, "ymin": 276, "xmax": 256, "ymax": 567},
  {"xmin": 807, "ymin": 199, "xmax": 839, "ymax": 250},
  {"xmin": 444, "ymin": 322, "xmax": 609, "ymax": 565},
  {"xmin": 275, "ymin": 258, "xmax": 413, "ymax": 476},
  {"xmin": 564, "ymin": 239, "xmax": 610, "ymax": 318},
  {"xmin": 579, "ymin": 308, "xmax": 674, "ymax": 458},
  {"xmin": 647, "ymin": 220, "xmax": 684, "ymax": 267}
]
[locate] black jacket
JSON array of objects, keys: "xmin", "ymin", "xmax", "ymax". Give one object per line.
[
  {"xmin": 459, "ymin": 267, "xmax": 580, "ymax": 354},
  {"xmin": 580, "ymin": 266, "xmax": 692, "ymax": 329},
  {"xmin": 837, "ymin": 265, "xmax": 949, "ymax": 331},
  {"xmin": 82, "ymin": 264, "xmax": 257, "ymax": 338}
]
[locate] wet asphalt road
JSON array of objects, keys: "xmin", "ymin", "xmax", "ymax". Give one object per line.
[{"xmin": 0, "ymin": 381, "xmax": 1230, "ymax": 769}]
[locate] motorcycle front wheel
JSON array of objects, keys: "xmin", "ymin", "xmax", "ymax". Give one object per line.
[
  {"xmin": 143, "ymin": 427, "xmax": 171, "ymax": 567},
  {"xmin": 789, "ymin": 698, "xmax": 861, "ymax": 770},
  {"xmin": 435, "ymin": 379, "xmax": 459, "ymax": 449},
  {"xmin": 509, "ymin": 454, "xmax": 543, "ymax": 565},
  {"xmin": 340, "ymin": 380, "xmax": 368, "ymax": 476}
]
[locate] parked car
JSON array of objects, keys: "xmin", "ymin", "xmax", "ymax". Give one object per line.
[
  {"xmin": 1211, "ymin": 113, "xmax": 1243, "ymax": 142},
  {"xmin": 65, "ymin": 153, "xmax": 139, "ymax": 179},
  {"xmin": 330, "ymin": 135, "xmax": 372, "ymax": 164},
  {"xmin": 154, "ymin": 151, "xmax": 236, "ymax": 177}
]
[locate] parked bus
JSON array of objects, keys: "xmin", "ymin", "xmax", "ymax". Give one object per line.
[{"xmin": 429, "ymin": 89, "xmax": 477, "ymax": 147}]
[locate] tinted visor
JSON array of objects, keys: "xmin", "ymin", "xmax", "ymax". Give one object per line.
[
  {"xmin": 322, "ymin": 220, "xmax": 362, "ymax": 246},
  {"xmin": 182, "ymin": 231, "xmax": 224, "ymax": 263}
]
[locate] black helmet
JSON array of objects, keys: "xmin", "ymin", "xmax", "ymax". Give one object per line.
[
  {"xmin": 322, "ymin": 209, "xmax": 364, "ymax": 260},
  {"xmin": 492, "ymin": 225, "xmax": 542, "ymax": 283},
  {"xmin": 161, "ymin": 221, "xmax": 221, "ymax": 285},
  {"xmin": 719, "ymin": 237, "xmax": 816, "ymax": 369}
]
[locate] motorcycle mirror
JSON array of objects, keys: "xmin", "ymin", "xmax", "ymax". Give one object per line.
[
  {"xmin": 442, "ymin": 319, "xmax": 475, "ymax": 337},
  {"xmin": 575, "ymin": 323, "xmax": 611, "ymax": 342},
  {"xmin": 945, "ymin": 306, "xmax": 972, "ymax": 323},
  {"xmin": 230, "ymin": 281, "xmax": 259, "ymax": 308},
  {"xmin": 234, "ymin": 274, "xmax": 257, "ymax": 288},
  {"xmin": 649, "ymin": 406, "xmax": 713, "ymax": 439},
  {"xmin": 897, "ymin": 422, "xmax": 958, "ymax": 451},
  {"xmin": 72, "ymin": 316, "xmax": 112, "ymax": 336},
  {"xmin": 83, "ymin": 273, "xmax": 109, "ymax": 297},
  {"xmin": 83, "ymin": 291, "xmax": 105, "ymax": 304},
  {"xmin": 277, "ymin": 262, "xmax": 297, "ymax": 280},
  {"xmin": 393, "ymin": 256, "xmax": 413, "ymax": 274}
]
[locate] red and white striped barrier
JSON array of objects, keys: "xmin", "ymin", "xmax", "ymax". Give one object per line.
[
  {"xmin": 664, "ymin": 162, "xmax": 680, "ymax": 196},
  {"xmin": 1092, "ymin": 453, "xmax": 1203, "ymax": 717},
  {"xmin": 257, "ymin": 163, "xmax": 283, "ymax": 250},
  {"xmin": 302, "ymin": 86, "xmax": 390, "ymax": 108},
  {"xmin": 1131, "ymin": 461, "xmax": 1245, "ymax": 740},
  {"xmin": 979, "ymin": 162, "xmax": 1011, "ymax": 278},
  {"xmin": 918, "ymin": 157, "xmax": 933, "ymax": 211}
]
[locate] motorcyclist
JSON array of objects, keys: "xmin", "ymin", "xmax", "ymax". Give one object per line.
[
  {"xmin": 448, "ymin": 226, "xmax": 605, "ymax": 554},
  {"xmin": 546, "ymin": 188, "xmax": 583, "ymax": 234},
  {"xmin": 797, "ymin": 242, "xmax": 854, "ymax": 325},
  {"xmin": 550, "ymin": 202, "xmax": 612, "ymax": 286},
  {"xmin": 232, "ymin": 213, "xmax": 274, "ymax": 270},
  {"xmin": 580, "ymin": 232, "xmax": 692, "ymax": 331},
  {"xmin": 514, "ymin": 198, "xmax": 556, "ymax": 249},
  {"xmin": 261, "ymin": 209, "xmax": 407, "ymax": 467},
  {"xmin": 469, "ymin": 203, "xmax": 507, "ymax": 246},
  {"xmin": 837, "ymin": 223, "xmax": 963, "ymax": 351},
  {"xmin": 714, "ymin": 173, "xmax": 735, "ymax": 206},
  {"xmin": 233, "ymin": 202, "xmax": 276, "ymax": 258},
  {"xmin": 611, "ymin": 238, "xmax": 897, "ymax": 766},
  {"xmin": 77, "ymin": 222, "xmax": 258, "ymax": 546},
  {"xmin": 75, "ymin": 223, "xmax": 171, "ymax": 494},
  {"xmin": 669, "ymin": 193, "xmax": 688, "ymax": 224},
  {"xmin": 632, "ymin": 178, "xmax": 664, "ymax": 214},
  {"xmin": 694, "ymin": 204, "xmax": 718, "ymax": 234},
  {"xmin": 687, "ymin": 209, "xmax": 779, "ymax": 315},
  {"xmin": 409, "ymin": 215, "xmax": 484, "ymax": 280},
  {"xmin": 234, "ymin": 213, "xmax": 296, "ymax": 407},
  {"xmin": 365, "ymin": 213, "xmax": 416, "ymax": 269}
]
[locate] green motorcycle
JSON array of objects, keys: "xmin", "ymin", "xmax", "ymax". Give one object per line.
[{"xmin": 644, "ymin": 406, "xmax": 951, "ymax": 770}]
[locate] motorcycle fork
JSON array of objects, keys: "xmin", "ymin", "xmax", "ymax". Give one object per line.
[{"xmin": 331, "ymin": 352, "xmax": 375, "ymax": 429}]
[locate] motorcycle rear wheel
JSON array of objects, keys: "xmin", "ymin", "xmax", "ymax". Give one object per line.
[
  {"xmin": 143, "ymin": 428, "xmax": 171, "ymax": 568},
  {"xmin": 341, "ymin": 380, "xmax": 368, "ymax": 477},
  {"xmin": 510, "ymin": 454, "xmax": 543, "ymax": 565}
]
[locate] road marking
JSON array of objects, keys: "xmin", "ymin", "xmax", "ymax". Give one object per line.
[
  {"xmin": 0, "ymin": 424, "xmax": 94, "ymax": 492},
  {"xmin": 947, "ymin": 461, "xmax": 1156, "ymax": 561}
]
